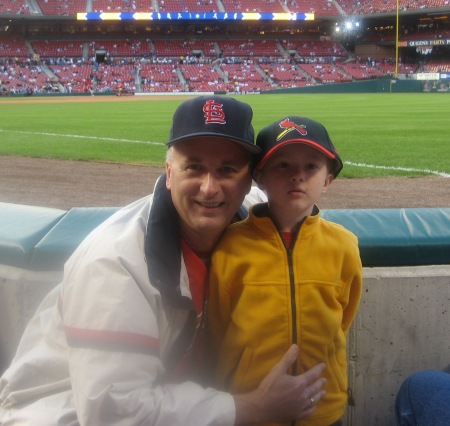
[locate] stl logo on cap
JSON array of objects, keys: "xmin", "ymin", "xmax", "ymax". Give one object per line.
[
  {"xmin": 203, "ymin": 99, "xmax": 226, "ymax": 124},
  {"xmin": 277, "ymin": 118, "xmax": 308, "ymax": 141}
]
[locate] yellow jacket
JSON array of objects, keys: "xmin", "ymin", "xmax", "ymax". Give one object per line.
[{"xmin": 208, "ymin": 203, "xmax": 362, "ymax": 426}]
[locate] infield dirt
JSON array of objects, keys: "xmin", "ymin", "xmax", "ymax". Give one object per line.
[{"xmin": 1, "ymin": 156, "xmax": 449, "ymax": 211}]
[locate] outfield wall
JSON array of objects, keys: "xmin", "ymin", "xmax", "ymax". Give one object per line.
[
  {"xmin": 264, "ymin": 78, "xmax": 424, "ymax": 94},
  {"xmin": 0, "ymin": 202, "xmax": 449, "ymax": 425}
]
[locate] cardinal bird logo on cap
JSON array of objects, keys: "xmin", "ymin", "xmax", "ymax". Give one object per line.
[
  {"xmin": 203, "ymin": 100, "xmax": 226, "ymax": 124},
  {"xmin": 277, "ymin": 118, "xmax": 308, "ymax": 140}
]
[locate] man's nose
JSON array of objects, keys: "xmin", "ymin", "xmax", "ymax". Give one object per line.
[{"xmin": 200, "ymin": 173, "xmax": 219, "ymax": 194}]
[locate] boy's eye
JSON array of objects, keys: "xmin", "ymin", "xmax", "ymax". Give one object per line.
[{"xmin": 277, "ymin": 161, "xmax": 289, "ymax": 169}]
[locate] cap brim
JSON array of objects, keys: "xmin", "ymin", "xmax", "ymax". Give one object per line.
[
  {"xmin": 167, "ymin": 133, "xmax": 261, "ymax": 154},
  {"xmin": 257, "ymin": 139, "xmax": 338, "ymax": 169}
]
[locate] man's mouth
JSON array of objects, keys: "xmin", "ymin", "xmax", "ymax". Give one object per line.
[{"xmin": 197, "ymin": 201, "xmax": 224, "ymax": 208}]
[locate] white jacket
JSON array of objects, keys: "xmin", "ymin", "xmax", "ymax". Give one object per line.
[{"xmin": 0, "ymin": 177, "xmax": 266, "ymax": 426}]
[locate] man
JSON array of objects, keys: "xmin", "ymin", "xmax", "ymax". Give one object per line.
[{"xmin": 0, "ymin": 96, "xmax": 326, "ymax": 425}]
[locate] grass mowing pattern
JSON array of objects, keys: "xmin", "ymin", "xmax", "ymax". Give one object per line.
[{"xmin": 0, "ymin": 93, "xmax": 449, "ymax": 178}]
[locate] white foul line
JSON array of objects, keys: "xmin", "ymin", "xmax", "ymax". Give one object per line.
[
  {"xmin": 345, "ymin": 161, "xmax": 450, "ymax": 178},
  {"xmin": 0, "ymin": 129, "xmax": 163, "ymax": 146},
  {"xmin": 1, "ymin": 129, "xmax": 449, "ymax": 177}
]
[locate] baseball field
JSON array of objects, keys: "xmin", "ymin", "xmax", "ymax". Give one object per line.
[{"xmin": 0, "ymin": 93, "xmax": 449, "ymax": 210}]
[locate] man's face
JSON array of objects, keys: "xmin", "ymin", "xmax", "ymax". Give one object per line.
[{"xmin": 166, "ymin": 137, "xmax": 252, "ymax": 252}]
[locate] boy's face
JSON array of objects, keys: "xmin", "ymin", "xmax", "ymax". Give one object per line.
[{"xmin": 255, "ymin": 143, "xmax": 334, "ymax": 230}]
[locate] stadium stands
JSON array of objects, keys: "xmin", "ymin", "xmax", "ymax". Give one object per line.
[
  {"xmin": 180, "ymin": 63, "xmax": 227, "ymax": 91},
  {"xmin": 280, "ymin": 40, "xmax": 347, "ymax": 59},
  {"xmin": 288, "ymin": 0, "xmax": 340, "ymax": 16},
  {"xmin": 91, "ymin": 0, "xmax": 155, "ymax": 13},
  {"xmin": 375, "ymin": 61, "xmax": 418, "ymax": 76},
  {"xmin": 298, "ymin": 63, "xmax": 352, "ymax": 84},
  {"xmin": 338, "ymin": 63, "xmax": 385, "ymax": 80},
  {"xmin": 153, "ymin": 39, "xmax": 217, "ymax": 58},
  {"xmin": 220, "ymin": 0, "xmax": 285, "ymax": 13},
  {"xmin": 0, "ymin": 35, "xmax": 30, "ymax": 58},
  {"xmin": 261, "ymin": 62, "xmax": 309, "ymax": 87},
  {"xmin": 1, "ymin": 0, "xmax": 449, "ymax": 94},
  {"xmin": 219, "ymin": 61, "xmax": 273, "ymax": 91},
  {"xmin": 159, "ymin": 0, "xmax": 218, "ymax": 13},
  {"xmin": 423, "ymin": 60, "xmax": 450, "ymax": 72},
  {"xmin": 89, "ymin": 39, "xmax": 152, "ymax": 57},
  {"xmin": 35, "ymin": 0, "xmax": 87, "ymax": 15},
  {"xmin": 93, "ymin": 62, "xmax": 137, "ymax": 92},
  {"xmin": 139, "ymin": 62, "xmax": 184, "ymax": 92},
  {"xmin": 0, "ymin": 0, "xmax": 31, "ymax": 14},
  {"xmin": 339, "ymin": 0, "xmax": 450, "ymax": 14},
  {"xmin": 31, "ymin": 40, "xmax": 85, "ymax": 58},
  {"xmin": 0, "ymin": 63, "xmax": 56, "ymax": 94},
  {"xmin": 1, "ymin": 0, "xmax": 450, "ymax": 15},
  {"xmin": 218, "ymin": 39, "xmax": 283, "ymax": 58},
  {"xmin": 48, "ymin": 63, "xmax": 92, "ymax": 92}
]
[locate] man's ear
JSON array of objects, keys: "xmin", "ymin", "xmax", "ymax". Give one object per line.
[{"xmin": 165, "ymin": 161, "xmax": 171, "ymax": 190}]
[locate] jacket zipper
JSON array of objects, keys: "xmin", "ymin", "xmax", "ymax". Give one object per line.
[
  {"xmin": 288, "ymin": 249, "xmax": 298, "ymax": 426},
  {"xmin": 287, "ymin": 245, "xmax": 298, "ymax": 376},
  {"xmin": 284, "ymin": 216, "xmax": 313, "ymax": 426}
]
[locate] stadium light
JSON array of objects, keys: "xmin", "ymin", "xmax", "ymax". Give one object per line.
[{"xmin": 334, "ymin": 19, "xmax": 360, "ymax": 35}]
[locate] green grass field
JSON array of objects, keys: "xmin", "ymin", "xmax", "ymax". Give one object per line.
[{"xmin": 1, "ymin": 93, "xmax": 449, "ymax": 178}]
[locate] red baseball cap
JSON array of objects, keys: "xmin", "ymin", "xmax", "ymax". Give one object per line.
[{"xmin": 255, "ymin": 116, "xmax": 343, "ymax": 177}]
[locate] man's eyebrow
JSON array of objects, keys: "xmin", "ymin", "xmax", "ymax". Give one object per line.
[{"xmin": 183, "ymin": 155, "xmax": 202, "ymax": 163}]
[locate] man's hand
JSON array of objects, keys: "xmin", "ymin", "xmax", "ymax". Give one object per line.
[{"xmin": 233, "ymin": 344, "xmax": 326, "ymax": 425}]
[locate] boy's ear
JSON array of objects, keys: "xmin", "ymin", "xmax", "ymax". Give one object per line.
[{"xmin": 322, "ymin": 174, "xmax": 334, "ymax": 194}]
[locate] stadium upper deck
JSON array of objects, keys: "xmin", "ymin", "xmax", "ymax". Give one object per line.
[
  {"xmin": 1, "ymin": 0, "xmax": 449, "ymax": 17},
  {"xmin": 0, "ymin": 0, "xmax": 449, "ymax": 95}
]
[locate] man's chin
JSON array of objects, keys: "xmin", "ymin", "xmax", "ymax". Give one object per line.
[{"xmin": 195, "ymin": 218, "xmax": 230, "ymax": 235}]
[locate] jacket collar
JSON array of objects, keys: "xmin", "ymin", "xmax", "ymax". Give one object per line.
[{"xmin": 144, "ymin": 173, "xmax": 250, "ymax": 309}]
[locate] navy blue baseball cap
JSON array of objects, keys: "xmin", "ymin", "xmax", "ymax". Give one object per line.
[
  {"xmin": 167, "ymin": 96, "xmax": 260, "ymax": 153},
  {"xmin": 255, "ymin": 116, "xmax": 343, "ymax": 177}
]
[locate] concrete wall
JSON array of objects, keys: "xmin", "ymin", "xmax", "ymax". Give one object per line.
[
  {"xmin": 0, "ymin": 266, "xmax": 62, "ymax": 373},
  {"xmin": 346, "ymin": 265, "xmax": 450, "ymax": 425}
]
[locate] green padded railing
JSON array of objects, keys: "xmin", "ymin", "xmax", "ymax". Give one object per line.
[
  {"xmin": 322, "ymin": 208, "xmax": 450, "ymax": 267},
  {"xmin": 0, "ymin": 203, "xmax": 449, "ymax": 270},
  {"xmin": 30, "ymin": 207, "xmax": 120, "ymax": 271},
  {"xmin": 0, "ymin": 203, "xmax": 67, "ymax": 268}
]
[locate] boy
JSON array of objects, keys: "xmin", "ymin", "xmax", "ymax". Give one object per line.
[{"xmin": 208, "ymin": 116, "xmax": 363, "ymax": 426}]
